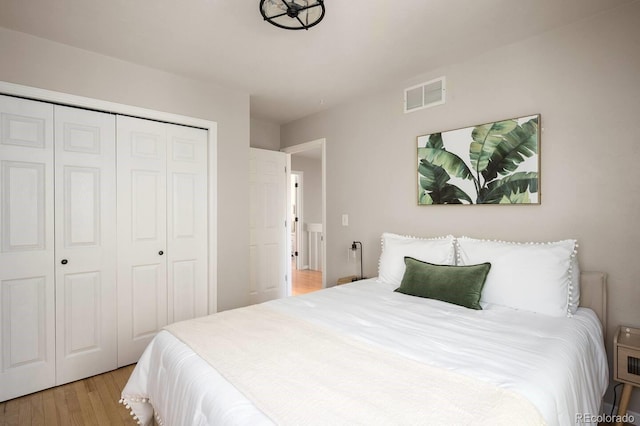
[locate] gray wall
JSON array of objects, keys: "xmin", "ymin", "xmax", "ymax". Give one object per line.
[
  {"xmin": 291, "ymin": 156, "xmax": 322, "ymax": 224},
  {"xmin": 291, "ymin": 155, "xmax": 322, "ymax": 268},
  {"xmin": 250, "ymin": 117, "xmax": 280, "ymax": 151},
  {"xmin": 0, "ymin": 27, "xmax": 251, "ymax": 312},
  {"xmin": 282, "ymin": 2, "xmax": 640, "ymax": 410}
]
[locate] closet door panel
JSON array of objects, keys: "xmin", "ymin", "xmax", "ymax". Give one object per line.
[
  {"xmin": 2, "ymin": 162, "xmax": 46, "ymax": 251},
  {"xmin": 117, "ymin": 116, "xmax": 168, "ymax": 366},
  {"xmin": 0, "ymin": 95, "xmax": 55, "ymax": 402},
  {"xmin": 63, "ymin": 272, "xmax": 101, "ymax": 352},
  {"xmin": 54, "ymin": 106, "xmax": 117, "ymax": 385},
  {"xmin": 167, "ymin": 125, "xmax": 208, "ymax": 323},
  {"xmin": 131, "ymin": 263, "xmax": 163, "ymax": 338}
]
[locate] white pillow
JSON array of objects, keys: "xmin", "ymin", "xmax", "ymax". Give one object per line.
[
  {"xmin": 455, "ymin": 237, "xmax": 578, "ymax": 317},
  {"xmin": 378, "ymin": 233, "xmax": 455, "ymax": 286}
]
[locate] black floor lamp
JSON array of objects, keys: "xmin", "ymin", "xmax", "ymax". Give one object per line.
[{"xmin": 351, "ymin": 241, "xmax": 363, "ymax": 281}]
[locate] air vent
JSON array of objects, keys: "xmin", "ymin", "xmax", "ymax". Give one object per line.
[{"xmin": 404, "ymin": 76, "xmax": 446, "ymax": 113}]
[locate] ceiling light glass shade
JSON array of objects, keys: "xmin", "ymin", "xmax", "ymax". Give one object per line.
[{"xmin": 260, "ymin": 0, "xmax": 325, "ymax": 30}]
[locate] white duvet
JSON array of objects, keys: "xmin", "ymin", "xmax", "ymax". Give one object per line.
[{"xmin": 122, "ymin": 278, "xmax": 608, "ymax": 426}]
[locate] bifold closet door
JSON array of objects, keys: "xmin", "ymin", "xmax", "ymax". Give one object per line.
[
  {"xmin": 0, "ymin": 95, "xmax": 55, "ymax": 401},
  {"xmin": 117, "ymin": 116, "xmax": 168, "ymax": 366},
  {"xmin": 117, "ymin": 116, "xmax": 208, "ymax": 366},
  {"xmin": 54, "ymin": 105, "xmax": 117, "ymax": 385},
  {"xmin": 166, "ymin": 124, "xmax": 208, "ymax": 324}
]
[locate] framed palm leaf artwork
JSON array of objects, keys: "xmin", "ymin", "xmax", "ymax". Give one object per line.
[{"xmin": 417, "ymin": 114, "xmax": 540, "ymax": 205}]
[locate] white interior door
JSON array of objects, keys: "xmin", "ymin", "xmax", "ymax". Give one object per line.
[
  {"xmin": 54, "ymin": 105, "xmax": 117, "ymax": 384},
  {"xmin": 166, "ymin": 124, "xmax": 208, "ymax": 323},
  {"xmin": 249, "ymin": 148, "xmax": 287, "ymax": 304},
  {"xmin": 117, "ymin": 115, "xmax": 168, "ymax": 366},
  {"xmin": 0, "ymin": 95, "xmax": 55, "ymax": 401}
]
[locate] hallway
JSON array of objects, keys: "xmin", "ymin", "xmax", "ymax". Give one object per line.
[{"xmin": 291, "ymin": 261, "xmax": 322, "ymax": 296}]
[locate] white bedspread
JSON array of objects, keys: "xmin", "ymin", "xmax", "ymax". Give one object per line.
[{"xmin": 121, "ymin": 278, "xmax": 608, "ymax": 426}]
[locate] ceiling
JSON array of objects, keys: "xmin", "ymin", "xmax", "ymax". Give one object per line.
[{"xmin": 0, "ymin": 0, "xmax": 632, "ymax": 124}]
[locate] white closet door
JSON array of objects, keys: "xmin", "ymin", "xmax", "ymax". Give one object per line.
[
  {"xmin": 166, "ymin": 125, "xmax": 208, "ymax": 323},
  {"xmin": 54, "ymin": 106, "xmax": 117, "ymax": 384},
  {"xmin": 0, "ymin": 95, "xmax": 55, "ymax": 401},
  {"xmin": 117, "ymin": 116, "xmax": 168, "ymax": 366}
]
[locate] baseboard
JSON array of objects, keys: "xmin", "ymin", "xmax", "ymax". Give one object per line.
[{"xmin": 602, "ymin": 402, "xmax": 639, "ymax": 425}]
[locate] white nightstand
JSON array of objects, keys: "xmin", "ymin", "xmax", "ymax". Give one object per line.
[{"xmin": 614, "ymin": 326, "xmax": 640, "ymax": 424}]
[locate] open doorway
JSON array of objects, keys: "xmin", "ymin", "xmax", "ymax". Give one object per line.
[
  {"xmin": 283, "ymin": 139, "xmax": 326, "ymax": 296},
  {"xmin": 290, "ymin": 171, "xmax": 322, "ymax": 295}
]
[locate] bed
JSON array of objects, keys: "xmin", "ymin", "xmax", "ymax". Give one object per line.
[{"xmin": 121, "ymin": 235, "xmax": 609, "ymax": 426}]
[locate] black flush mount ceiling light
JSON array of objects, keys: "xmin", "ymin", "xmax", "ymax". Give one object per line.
[{"xmin": 260, "ymin": 0, "xmax": 325, "ymax": 31}]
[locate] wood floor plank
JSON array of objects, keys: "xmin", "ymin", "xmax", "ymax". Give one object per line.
[
  {"xmin": 30, "ymin": 393, "xmax": 45, "ymax": 426},
  {"xmin": 52, "ymin": 387, "xmax": 71, "ymax": 426},
  {"xmin": 42, "ymin": 389, "xmax": 59, "ymax": 426},
  {"xmin": 17, "ymin": 397, "xmax": 31, "ymax": 425},
  {"xmin": 0, "ymin": 397, "xmax": 20, "ymax": 426},
  {"xmin": 72, "ymin": 381, "xmax": 98, "ymax": 426},
  {"xmin": 87, "ymin": 389, "xmax": 112, "ymax": 425},
  {"xmin": 64, "ymin": 382, "xmax": 86, "ymax": 426},
  {"xmin": 92, "ymin": 375, "xmax": 125, "ymax": 425},
  {"xmin": 103, "ymin": 370, "xmax": 124, "ymax": 404}
]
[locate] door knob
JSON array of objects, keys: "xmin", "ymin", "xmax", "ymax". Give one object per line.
[
  {"xmin": 61, "ymin": 259, "xmax": 68, "ymax": 265},
  {"xmin": 158, "ymin": 250, "xmax": 164, "ymax": 256}
]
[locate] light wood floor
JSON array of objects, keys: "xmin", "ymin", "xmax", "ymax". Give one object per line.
[
  {"xmin": 0, "ymin": 365, "xmax": 138, "ymax": 426},
  {"xmin": 291, "ymin": 261, "xmax": 322, "ymax": 296}
]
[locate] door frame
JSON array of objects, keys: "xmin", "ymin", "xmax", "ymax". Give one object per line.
[
  {"xmin": 0, "ymin": 81, "xmax": 219, "ymax": 313},
  {"xmin": 290, "ymin": 171, "xmax": 304, "ymax": 270},
  {"xmin": 282, "ymin": 138, "xmax": 326, "ymax": 290}
]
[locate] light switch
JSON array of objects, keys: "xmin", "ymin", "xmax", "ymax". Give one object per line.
[{"xmin": 341, "ymin": 214, "xmax": 349, "ymax": 226}]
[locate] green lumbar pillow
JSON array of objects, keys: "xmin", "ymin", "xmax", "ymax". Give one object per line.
[{"xmin": 395, "ymin": 257, "xmax": 491, "ymax": 310}]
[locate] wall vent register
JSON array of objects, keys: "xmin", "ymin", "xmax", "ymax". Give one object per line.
[{"xmin": 404, "ymin": 76, "xmax": 446, "ymax": 113}]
